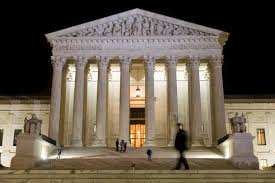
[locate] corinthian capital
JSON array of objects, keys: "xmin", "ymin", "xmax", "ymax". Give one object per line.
[
  {"xmin": 50, "ymin": 56, "xmax": 66, "ymax": 68},
  {"xmin": 166, "ymin": 56, "xmax": 178, "ymax": 68},
  {"xmin": 144, "ymin": 56, "xmax": 155, "ymax": 70},
  {"xmin": 208, "ymin": 55, "xmax": 223, "ymax": 69},
  {"xmin": 119, "ymin": 56, "xmax": 131, "ymax": 66},
  {"xmin": 185, "ymin": 56, "xmax": 200, "ymax": 73},
  {"xmin": 96, "ymin": 56, "xmax": 109, "ymax": 69},
  {"xmin": 73, "ymin": 56, "xmax": 89, "ymax": 69}
]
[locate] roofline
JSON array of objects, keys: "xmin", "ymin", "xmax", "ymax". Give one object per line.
[
  {"xmin": 225, "ymin": 95, "xmax": 275, "ymax": 103},
  {"xmin": 45, "ymin": 8, "xmax": 225, "ymax": 40},
  {"xmin": 0, "ymin": 96, "xmax": 51, "ymax": 104}
]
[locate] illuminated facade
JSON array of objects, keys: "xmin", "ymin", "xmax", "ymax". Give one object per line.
[
  {"xmin": 0, "ymin": 9, "xmax": 274, "ymax": 168},
  {"xmin": 45, "ymin": 8, "xmax": 229, "ymax": 148}
]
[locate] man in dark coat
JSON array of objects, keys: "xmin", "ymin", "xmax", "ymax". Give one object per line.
[
  {"xmin": 116, "ymin": 139, "xmax": 119, "ymax": 151},
  {"xmin": 174, "ymin": 123, "xmax": 190, "ymax": 170}
]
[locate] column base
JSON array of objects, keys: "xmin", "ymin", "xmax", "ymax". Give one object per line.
[
  {"xmin": 191, "ymin": 140, "xmax": 204, "ymax": 147},
  {"xmin": 71, "ymin": 140, "xmax": 83, "ymax": 147},
  {"xmin": 143, "ymin": 140, "xmax": 156, "ymax": 147},
  {"xmin": 167, "ymin": 140, "xmax": 175, "ymax": 147},
  {"xmin": 92, "ymin": 140, "xmax": 107, "ymax": 147}
]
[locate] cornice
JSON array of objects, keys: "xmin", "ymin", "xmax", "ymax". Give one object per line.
[
  {"xmin": 50, "ymin": 36, "xmax": 220, "ymax": 44},
  {"xmin": 50, "ymin": 37, "xmax": 221, "ymax": 52}
]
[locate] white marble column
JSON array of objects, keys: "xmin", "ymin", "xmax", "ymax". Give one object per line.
[
  {"xmin": 71, "ymin": 56, "xmax": 88, "ymax": 147},
  {"xmin": 49, "ymin": 56, "xmax": 66, "ymax": 144},
  {"xmin": 209, "ymin": 55, "xmax": 227, "ymax": 145},
  {"xmin": 93, "ymin": 56, "xmax": 109, "ymax": 147},
  {"xmin": 119, "ymin": 56, "xmax": 131, "ymax": 144},
  {"xmin": 186, "ymin": 56, "xmax": 203, "ymax": 146},
  {"xmin": 144, "ymin": 56, "xmax": 156, "ymax": 146},
  {"xmin": 166, "ymin": 56, "xmax": 179, "ymax": 146}
]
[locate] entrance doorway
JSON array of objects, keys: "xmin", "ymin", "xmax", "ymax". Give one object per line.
[{"xmin": 130, "ymin": 108, "xmax": 145, "ymax": 147}]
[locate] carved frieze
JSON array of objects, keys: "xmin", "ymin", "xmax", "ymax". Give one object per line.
[
  {"xmin": 59, "ymin": 15, "xmax": 215, "ymax": 38},
  {"xmin": 52, "ymin": 41, "xmax": 221, "ymax": 51}
]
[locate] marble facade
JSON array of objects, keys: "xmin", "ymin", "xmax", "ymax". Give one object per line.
[
  {"xmin": 45, "ymin": 8, "xmax": 229, "ymax": 148},
  {"xmin": 0, "ymin": 97, "xmax": 275, "ymax": 168},
  {"xmin": 0, "ymin": 9, "xmax": 274, "ymax": 168}
]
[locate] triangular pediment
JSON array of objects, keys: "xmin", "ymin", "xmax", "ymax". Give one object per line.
[{"xmin": 46, "ymin": 8, "xmax": 223, "ymax": 39}]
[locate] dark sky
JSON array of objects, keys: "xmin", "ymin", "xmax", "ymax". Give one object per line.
[{"xmin": 1, "ymin": 1, "xmax": 274, "ymax": 96}]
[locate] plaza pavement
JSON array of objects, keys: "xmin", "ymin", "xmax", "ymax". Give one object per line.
[{"xmin": 35, "ymin": 147, "xmax": 237, "ymax": 170}]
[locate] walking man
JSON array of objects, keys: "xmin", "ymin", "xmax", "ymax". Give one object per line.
[
  {"xmin": 146, "ymin": 149, "xmax": 152, "ymax": 161},
  {"xmin": 124, "ymin": 142, "xmax": 127, "ymax": 152},
  {"xmin": 174, "ymin": 123, "xmax": 190, "ymax": 170},
  {"xmin": 57, "ymin": 145, "xmax": 62, "ymax": 159},
  {"xmin": 120, "ymin": 140, "xmax": 125, "ymax": 152},
  {"xmin": 116, "ymin": 139, "xmax": 119, "ymax": 152}
]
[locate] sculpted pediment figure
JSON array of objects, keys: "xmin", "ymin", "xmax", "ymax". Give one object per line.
[{"xmin": 46, "ymin": 9, "xmax": 222, "ymax": 39}]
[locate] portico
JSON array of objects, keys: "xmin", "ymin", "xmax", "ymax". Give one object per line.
[{"xmin": 46, "ymin": 8, "xmax": 229, "ymax": 148}]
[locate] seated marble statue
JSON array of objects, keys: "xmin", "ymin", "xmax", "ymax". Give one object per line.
[
  {"xmin": 24, "ymin": 113, "xmax": 42, "ymax": 136},
  {"xmin": 230, "ymin": 112, "xmax": 246, "ymax": 133}
]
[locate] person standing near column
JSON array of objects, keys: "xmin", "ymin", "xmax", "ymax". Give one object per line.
[{"xmin": 119, "ymin": 56, "xmax": 131, "ymax": 144}]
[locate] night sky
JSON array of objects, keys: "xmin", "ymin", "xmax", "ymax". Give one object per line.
[{"xmin": 1, "ymin": 1, "xmax": 274, "ymax": 96}]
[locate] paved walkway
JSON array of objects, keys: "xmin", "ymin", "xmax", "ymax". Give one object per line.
[
  {"xmin": 48, "ymin": 147, "xmax": 225, "ymax": 159},
  {"xmin": 34, "ymin": 147, "xmax": 237, "ymax": 170}
]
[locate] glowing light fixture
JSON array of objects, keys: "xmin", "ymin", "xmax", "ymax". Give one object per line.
[
  {"xmin": 260, "ymin": 159, "xmax": 268, "ymax": 170},
  {"xmin": 136, "ymin": 86, "xmax": 140, "ymax": 97}
]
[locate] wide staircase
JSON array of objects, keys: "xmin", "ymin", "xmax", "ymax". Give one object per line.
[
  {"xmin": 1, "ymin": 169, "xmax": 275, "ymax": 182},
  {"xmin": 1, "ymin": 147, "xmax": 275, "ymax": 182},
  {"xmin": 34, "ymin": 146, "xmax": 235, "ymax": 170}
]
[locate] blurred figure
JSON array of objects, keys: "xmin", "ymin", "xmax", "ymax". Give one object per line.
[
  {"xmin": 174, "ymin": 123, "xmax": 189, "ymax": 170},
  {"xmin": 146, "ymin": 149, "xmax": 152, "ymax": 161},
  {"xmin": 57, "ymin": 145, "xmax": 62, "ymax": 159},
  {"xmin": 124, "ymin": 142, "xmax": 127, "ymax": 152},
  {"xmin": 120, "ymin": 140, "xmax": 125, "ymax": 152},
  {"xmin": 116, "ymin": 139, "xmax": 119, "ymax": 151}
]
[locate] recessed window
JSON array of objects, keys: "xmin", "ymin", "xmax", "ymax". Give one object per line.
[
  {"xmin": 0, "ymin": 129, "xmax": 3, "ymax": 146},
  {"xmin": 13, "ymin": 129, "xmax": 22, "ymax": 146},
  {"xmin": 257, "ymin": 128, "xmax": 266, "ymax": 145}
]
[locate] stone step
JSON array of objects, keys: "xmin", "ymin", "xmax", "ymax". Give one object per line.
[
  {"xmin": 35, "ymin": 158, "xmax": 236, "ymax": 170},
  {"xmin": 47, "ymin": 146, "xmax": 225, "ymax": 159},
  {"xmin": 1, "ymin": 170, "xmax": 275, "ymax": 183}
]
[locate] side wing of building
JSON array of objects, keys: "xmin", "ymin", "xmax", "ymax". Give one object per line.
[{"xmin": 0, "ymin": 96, "xmax": 274, "ymax": 168}]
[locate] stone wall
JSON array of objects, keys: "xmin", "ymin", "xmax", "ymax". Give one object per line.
[
  {"xmin": 0, "ymin": 96, "xmax": 275, "ymax": 168},
  {"xmin": 225, "ymin": 100, "xmax": 275, "ymax": 169},
  {"xmin": 0, "ymin": 97, "xmax": 50, "ymax": 167}
]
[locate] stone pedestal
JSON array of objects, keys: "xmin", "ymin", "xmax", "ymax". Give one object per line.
[
  {"xmin": 10, "ymin": 133, "xmax": 55, "ymax": 169},
  {"xmin": 218, "ymin": 133, "xmax": 258, "ymax": 169}
]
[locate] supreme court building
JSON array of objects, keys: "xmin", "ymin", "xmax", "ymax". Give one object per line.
[
  {"xmin": 1, "ymin": 9, "xmax": 275, "ymax": 168},
  {"xmin": 46, "ymin": 8, "xmax": 228, "ymax": 148}
]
